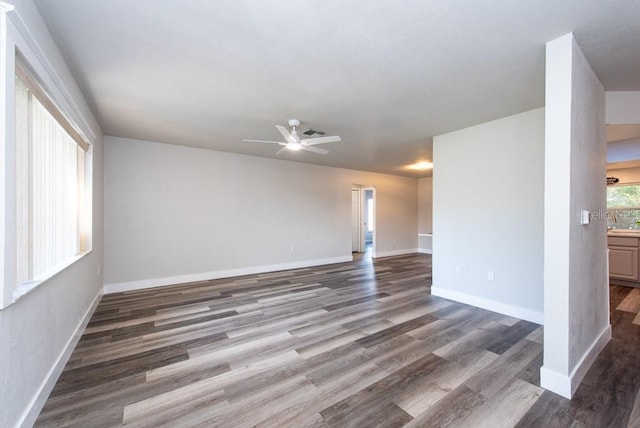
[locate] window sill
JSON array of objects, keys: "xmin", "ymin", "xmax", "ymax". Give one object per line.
[{"xmin": 11, "ymin": 250, "xmax": 93, "ymax": 304}]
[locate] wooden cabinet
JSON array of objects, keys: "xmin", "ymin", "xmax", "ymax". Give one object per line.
[
  {"xmin": 608, "ymin": 236, "xmax": 640, "ymax": 281},
  {"xmin": 609, "ymin": 246, "xmax": 639, "ymax": 280}
]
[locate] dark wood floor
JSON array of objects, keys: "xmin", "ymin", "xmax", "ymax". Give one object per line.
[{"xmin": 35, "ymin": 254, "xmax": 640, "ymax": 427}]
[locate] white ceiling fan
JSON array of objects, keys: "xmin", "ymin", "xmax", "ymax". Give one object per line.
[{"xmin": 243, "ymin": 119, "xmax": 341, "ymax": 155}]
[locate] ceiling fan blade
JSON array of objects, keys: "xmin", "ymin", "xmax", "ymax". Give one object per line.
[
  {"xmin": 275, "ymin": 146, "xmax": 289, "ymax": 155},
  {"xmin": 301, "ymin": 145, "xmax": 329, "ymax": 155},
  {"xmin": 276, "ymin": 125, "xmax": 296, "ymax": 144},
  {"xmin": 242, "ymin": 139, "xmax": 285, "ymax": 144},
  {"xmin": 300, "ymin": 136, "xmax": 341, "ymax": 145}
]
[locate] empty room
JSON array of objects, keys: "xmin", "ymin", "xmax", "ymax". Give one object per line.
[{"xmin": 1, "ymin": 1, "xmax": 640, "ymax": 427}]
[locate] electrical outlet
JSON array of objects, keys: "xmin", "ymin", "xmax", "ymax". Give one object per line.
[
  {"xmin": 455, "ymin": 265, "xmax": 461, "ymax": 274},
  {"xmin": 97, "ymin": 265, "xmax": 101, "ymax": 276},
  {"xmin": 488, "ymin": 270, "xmax": 494, "ymax": 281}
]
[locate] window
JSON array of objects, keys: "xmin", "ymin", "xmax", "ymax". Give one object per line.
[
  {"xmin": 13, "ymin": 58, "xmax": 90, "ymax": 298},
  {"xmin": 367, "ymin": 198, "xmax": 373, "ymax": 232},
  {"xmin": 607, "ymin": 184, "xmax": 640, "ymax": 209}
]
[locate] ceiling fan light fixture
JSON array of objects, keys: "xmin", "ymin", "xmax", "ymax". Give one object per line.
[
  {"xmin": 242, "ymin": 119, "xmax": 340, "ymax": 155},
  {"xmin": 287, "ymin": 142, "xmax": 302, "ymax": 151}
]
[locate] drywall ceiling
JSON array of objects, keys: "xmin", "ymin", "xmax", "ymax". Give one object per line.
[{"xmin": 34, "ymin": 0, "xmax": 640, "ymax": 177}]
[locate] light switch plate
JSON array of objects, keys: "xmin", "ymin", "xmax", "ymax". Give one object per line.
[{"xmin": 581, "ymin": 210, "xmax": 590, "ymax": 225}]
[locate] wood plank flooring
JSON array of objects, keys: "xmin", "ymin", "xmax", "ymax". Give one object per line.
[
  {"xmin": 35, "ymin": 254, "xmax": 640, "ymax": 427},
  {"xmin": 617, "ymin": 287, "xmax": 640, "ymax": 326}
]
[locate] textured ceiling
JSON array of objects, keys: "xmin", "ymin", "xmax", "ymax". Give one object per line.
[{"xmin": 34, "ymin": 0, "xmax": 640, "ymax": 177}]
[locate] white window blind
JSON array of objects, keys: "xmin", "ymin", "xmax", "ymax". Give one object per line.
[{"xmin": 14, "ymin": 59, "xmax": 89, "ymax": 292}]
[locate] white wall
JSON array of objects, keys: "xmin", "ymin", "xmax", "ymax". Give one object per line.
[
  {"xmin": 0, "ymin": 1, "xmax": 104, "ymax": 427},
  {"xmin": 432, "ymin": 108, "xmax": 545, "ymax": 323},
  {"xmin": 606, "ymin": 91, "xmax": 640, "ymax": 124},
  {"xmin": 418, "ymin": 177, "xmax": 433, "ymax": 253},
  {"xmin": 104, "ymin": 136, "xmax": 418, "ymax": 291},
  {"xmin": 605, "ymin": 91, "xmax": 640, "ymax": 163},
  {"xmin": 541, "ymin": 33, "xmax": 609, "ymax": 399}
]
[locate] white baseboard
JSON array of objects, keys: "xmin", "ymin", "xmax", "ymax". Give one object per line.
[
  {"xmin": 540, "ymin": 366, "xmax": 571, "ymax": 399},
  {"xmin": 19, "ymin": 290, "xmax": 102, "ymax": 427},
  {"xmin": 431, "ymin": 286, "xmax": 543, "ymax": 324},
  {"xmin": 417, "ymin": 248, "xmax": 433, "ymax": 254},
  {"xmin": 374, "ymin": 248, "xmax": 419, "ymax": 258},
  {"xmin": 104, "ymin": 256, "xmax": 353, "ymax": 294},
  {"xmin": 540, "ymin": 324, "xmax": 611, "ymax": 399}
]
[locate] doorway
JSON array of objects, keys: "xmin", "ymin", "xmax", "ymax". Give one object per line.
[{"xmin": 351, "ymin": 185, "xmax": 375, "ymax": 258}]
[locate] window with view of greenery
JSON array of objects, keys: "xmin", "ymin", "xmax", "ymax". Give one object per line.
[{"xmin": 607, "ymin": 184, "xmax": 640, "ymax": 208}]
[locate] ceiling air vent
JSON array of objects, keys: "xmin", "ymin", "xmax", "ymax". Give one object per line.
[{"xmin": 302, "ymin": 129, "xmax": 326, "ymax": 136}]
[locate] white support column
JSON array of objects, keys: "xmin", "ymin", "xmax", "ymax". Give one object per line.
[{"xmin": 541, "ymin": 32, "xmax": 610, "ymax": 399}]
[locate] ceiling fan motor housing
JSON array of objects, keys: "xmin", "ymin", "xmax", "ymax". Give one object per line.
[{"xmin": 288, "ymin": 119, "xmax": 300, "ymax": 128}]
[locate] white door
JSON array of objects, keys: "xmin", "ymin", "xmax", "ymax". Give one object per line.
[{"xmin": 351, "ymin": 189, "xmax": 360, "ymax": 252}]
